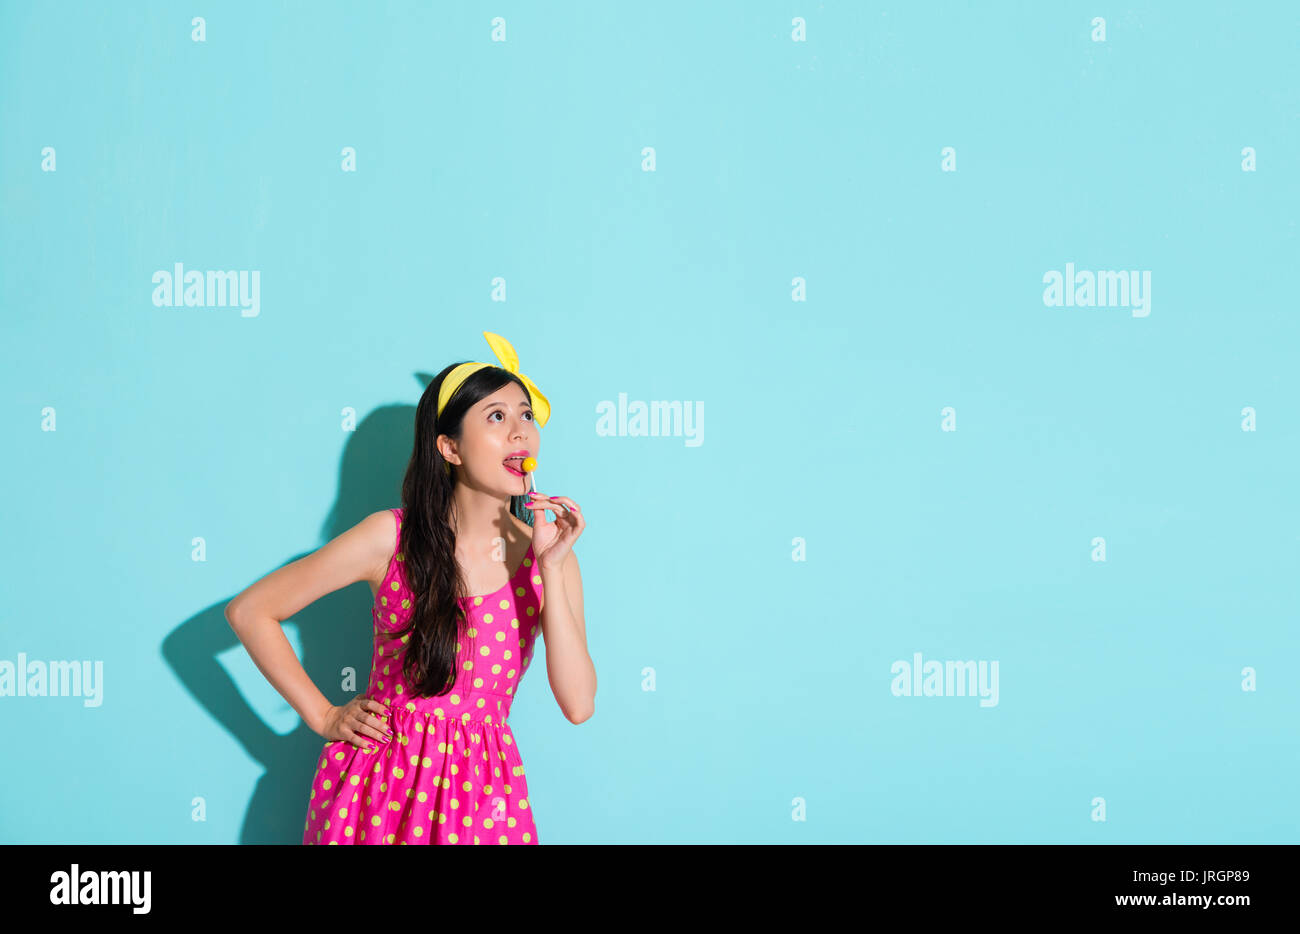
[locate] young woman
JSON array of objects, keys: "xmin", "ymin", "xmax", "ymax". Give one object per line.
[{"xmin": 224, "ymin": 331, "xmax": 594, "ymax": 844}]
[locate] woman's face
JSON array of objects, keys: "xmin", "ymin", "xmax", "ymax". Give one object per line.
[{"xmin": 442, "ymin": 382, "xmax": 538, "ymax": 497}]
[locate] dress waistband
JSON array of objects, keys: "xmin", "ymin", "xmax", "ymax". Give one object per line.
[{"xmin": 374, "ymin": 691, "xmax": 513, "ymax": 729}]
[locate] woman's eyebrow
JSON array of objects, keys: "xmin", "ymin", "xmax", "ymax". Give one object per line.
[{"xmin": 485, "ymin": 401, "xmax": 531, "ymax": 410}]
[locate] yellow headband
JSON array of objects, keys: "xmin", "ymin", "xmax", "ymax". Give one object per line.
[{"xmin": 437, "ymin": 331, "xmax": 550, "ymax": 429}]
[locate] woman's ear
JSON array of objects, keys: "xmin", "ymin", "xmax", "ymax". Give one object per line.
[{"xmin": 436, "ymin": 434, "xmax": 461, "ymax": 468}]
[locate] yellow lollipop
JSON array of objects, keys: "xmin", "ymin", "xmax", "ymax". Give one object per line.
[{"xmin": 521, "ymin": 456, "xmax": 537, "ymax": 494}]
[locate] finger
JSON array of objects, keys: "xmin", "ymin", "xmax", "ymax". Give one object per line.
[
  {"xmin": 549, "ymin": 496, "xmax": 579, "ymax": 514},
  {"xmin": 366, "ymin": 699, "xmax": 392, "ymax": 718},
  {"xmin": 545, "ymin": 496, "xmax": 579, "ymax": 514},
  {"xmin": 343, "ymin": 727, "xmax": 374, "ymax": 752},
  {"xmin": 354, "ymin": 715, "xmax": 388, "ymax": 741},
  {"xmin": 528, "ymin": 495, "xmax": 569, "ymax": 513}
]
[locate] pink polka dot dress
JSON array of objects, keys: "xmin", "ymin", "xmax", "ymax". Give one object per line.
[{"xmin": 303, "ymin": 507, "xmax": 542, "ymax": 844}]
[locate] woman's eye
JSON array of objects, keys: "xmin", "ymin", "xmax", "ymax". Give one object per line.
[{"xmin": 490, "ymin": 411, "xmax": 533, "ymax": 422}]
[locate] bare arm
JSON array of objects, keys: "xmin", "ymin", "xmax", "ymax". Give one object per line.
[
  {"xmin": 224, "ymin": 509, "xmax": 395, "ymax": 737},
  {"xmin": 539, "ymin": 549, "xmax": 596, "ymax": 723}
]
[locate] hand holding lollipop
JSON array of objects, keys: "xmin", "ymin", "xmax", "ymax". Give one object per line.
[{"xmin": 521, "ymin": 458, "xmax": 585, "ymax": 569}]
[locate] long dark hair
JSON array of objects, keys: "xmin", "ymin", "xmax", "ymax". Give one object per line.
[{"xmin": 391, "ymin": 363, "xmax": 536, "ymax": 699}]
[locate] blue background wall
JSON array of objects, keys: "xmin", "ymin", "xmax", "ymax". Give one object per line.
[{"xmin": 1, "ymin": 1, "xmax": 1296, "ymax": 843}]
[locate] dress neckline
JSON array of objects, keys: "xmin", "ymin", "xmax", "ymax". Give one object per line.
[{"xmin": 462, "ymin": 541, "xmax": 534, "ymax": 603}]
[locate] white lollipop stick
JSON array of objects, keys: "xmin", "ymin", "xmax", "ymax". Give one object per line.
[{"xmin": 521, "ymin": 457, "xmax": 538, "ymax": 496}]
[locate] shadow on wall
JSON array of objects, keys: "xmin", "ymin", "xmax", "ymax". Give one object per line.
[{"xmin": 163, "ymin": 400, "xmax": 417, "ymax": 844}]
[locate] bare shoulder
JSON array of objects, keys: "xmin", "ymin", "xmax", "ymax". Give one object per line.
[
  {"xmin": 225, "ymin": 507, "xmax": 400, "ymax": 625},
  {"xmin": 361, "ymin": 508, "xmax": 401, "ymax": 590}
]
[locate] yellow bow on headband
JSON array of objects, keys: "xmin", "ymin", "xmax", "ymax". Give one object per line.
[{"xmin": 437, "ymin": 331, "xmax": 550, "ymax": 428}]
